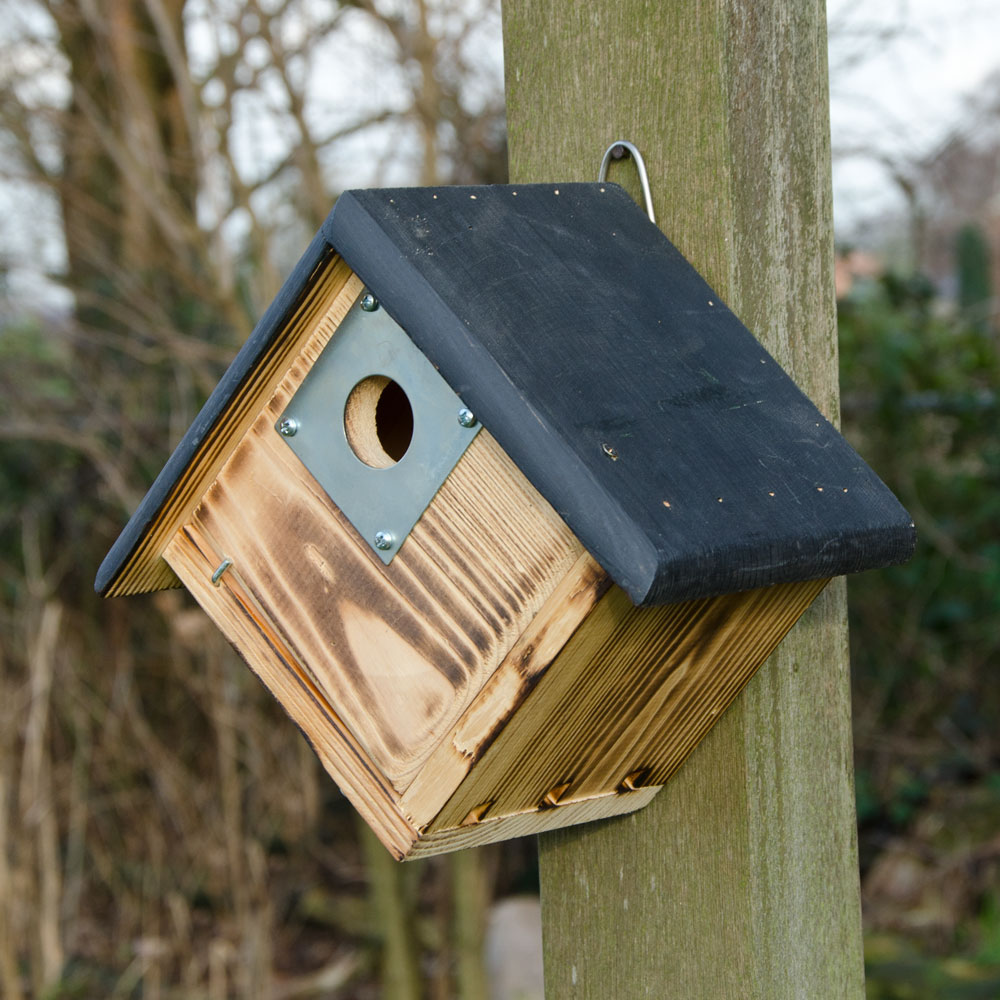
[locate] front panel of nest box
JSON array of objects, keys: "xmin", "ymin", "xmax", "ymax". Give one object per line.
[{"xmin": 275, "ymin": 294, "xmax": 481, "ymax": 560}]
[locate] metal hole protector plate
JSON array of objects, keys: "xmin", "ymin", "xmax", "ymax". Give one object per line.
[{"xmin": 275, "ymin": 294, "xmax": 481, "ymax": 563}]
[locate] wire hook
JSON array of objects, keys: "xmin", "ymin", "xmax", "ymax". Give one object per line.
[{"xmin": 598, "ymin": 141, "xmax": 656, "ymax": 225}]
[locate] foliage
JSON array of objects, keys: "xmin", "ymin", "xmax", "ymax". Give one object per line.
[
  {"xmin": 866, "ymin": 933, "xmax": 1000, "ymax": 1000},
  {"xmin": 841, "ymin": 271, "xmax": 1000, "ymax": 806},
  {"xmin": 838, "ymin": 272, "xmax": 1000, "ymax": 972}
]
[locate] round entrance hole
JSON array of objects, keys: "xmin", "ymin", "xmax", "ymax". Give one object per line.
[{"xmin": 344, "ymin": 375, "xmax": 414, "ymax": 468}]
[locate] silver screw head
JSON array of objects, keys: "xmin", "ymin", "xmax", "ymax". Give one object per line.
[
  {"xmin": 360, "ymin": 292, "xmax": 379, "ymax": 312},
  {"xmin": 373, "ymin": 530, "xmax": 394, "ymax": 551},
  {"xmin": 457, "ymin": 407, "xmax": 477, "ymax": 428},
  {"xmin": 278, "ymin": 416, "xmax": 299, "ymax": 437}
]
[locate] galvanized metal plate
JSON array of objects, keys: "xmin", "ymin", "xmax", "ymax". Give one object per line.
[{"xmin": 275, "ymin": 294, "xmax": 480, "ymax": 563}]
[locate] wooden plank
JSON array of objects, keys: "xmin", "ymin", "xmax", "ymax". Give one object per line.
[
  {"xmin": 503, "ymin": 0, "xmax": 866, "ymax": 996},
  {"xmin": 429, "ymin": 578, "xmax": 827, "ymax": 831},
  {"xmin": 163, "ymin": 523, "xmax": 419, "ymax": 859},
  {"xmin": 192, "ymin": 423, "xmax": 581, "ymax": 792},
  {"xmin": 107, "ymin": 255, "xmax": 359, "ymax": 596},
  {"xmin": 404, "ymin": 786, "xmax": 659, "ymax": 861}
]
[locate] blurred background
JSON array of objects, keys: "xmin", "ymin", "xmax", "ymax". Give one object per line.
[{"xmin": 0, "ymin": 1, "xmax": 998, "ymax": 997}]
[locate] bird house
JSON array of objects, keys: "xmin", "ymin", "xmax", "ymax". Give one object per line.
[{"xmin": 97, "ymin": 183, "xmax": 914, "ymax": 859}]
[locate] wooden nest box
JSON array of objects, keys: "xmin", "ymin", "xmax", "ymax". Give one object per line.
[{"xmin": 97, "ymin": 184, "xmax": 914, "ymax": 859}]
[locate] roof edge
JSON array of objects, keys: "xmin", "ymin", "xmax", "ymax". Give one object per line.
[
  {"xmin": 96, "ymin": 233, "xmax": 337, "ymax": 596},
  {"xmin": 640, "ymin": 519, "xmax": 917, "ymax": 605}
]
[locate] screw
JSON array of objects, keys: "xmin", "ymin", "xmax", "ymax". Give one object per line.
[
  {"xmin": 373, "ymin": 530, "xmax": 394, "ymax": 551},
  {"xmin": 457, "ymin": 407, "xmax": 477, "ymax": 428},
  {"xmin": 360, "ymin": 292, "xmax": 379, "ymax": 312},
  {"xmin": 611, "ymin": 143, "xmax": 629, "ymax": 161},
  {"xmin": 278, "ymin": 417, "xmax": 299, "ymax": 437}
]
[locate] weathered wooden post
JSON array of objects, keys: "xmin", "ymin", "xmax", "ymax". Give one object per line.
[{"xmin": 502, "ymin": 1, "xmax": 869, "ymax": 995}]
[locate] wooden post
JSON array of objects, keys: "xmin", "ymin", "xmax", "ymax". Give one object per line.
[{"xmin": 502, "ymin": 2, "xmax": 866, "ymax": 996}]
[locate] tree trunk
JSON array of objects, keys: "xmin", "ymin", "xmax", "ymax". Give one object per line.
[
  {"xmin": 501, "ymin": 1, "xmax": 865, "ymax": 996},
  {"xmin": 55, "ymin": 0, "xmax": 195, "ymax": 320}
]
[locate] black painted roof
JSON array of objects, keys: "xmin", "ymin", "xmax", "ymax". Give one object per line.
[{"xmin": 98, "ymin": 182, "xmax": 914, "ymax": 604}]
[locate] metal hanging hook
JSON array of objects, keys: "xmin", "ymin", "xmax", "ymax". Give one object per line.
[{"xmin": 598, "ymin": 140, "xmax": 656, "ymax": 225}]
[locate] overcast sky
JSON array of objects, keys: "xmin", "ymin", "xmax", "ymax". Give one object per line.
[{"xmin": 827, "ymin": 0, "xmax": 1000, "ymax": 231}]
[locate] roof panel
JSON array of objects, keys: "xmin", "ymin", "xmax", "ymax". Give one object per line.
[{"xmin": 324, "ymin": 183, "xmax": 914, "ymax": 604}]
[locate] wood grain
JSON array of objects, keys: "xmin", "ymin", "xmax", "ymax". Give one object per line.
[
  {"xmin": 399, "ymin": 551, "xmax": 610, "ymax": 829},
  {"xmin": 108, "ymin": 255, "xmax": 359, "ymax": 597},
  {"xmin": 164, "ymin": 522, "xmax": 419, "ymax": 859},
  {"xmin": 429, "ymin": 578, "xmax": 828, "ymax": 831},
  {"xmin": 166, "ymin": 510, "xmax": 647, "ymax": 861},
  {"xmin": 191, "ymin": 423, "xmax": 581, "ymax": 791},
  {"xmin": 504, "ymin": 0, "xmax": 865, "ymax": 996},
  {"xmin": 174, "ymin": 275, "xmax": 583, "ymax": 792}
]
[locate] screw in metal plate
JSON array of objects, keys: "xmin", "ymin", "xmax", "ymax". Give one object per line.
[
  {"xmin": 457, "ymin": 407, "xmax": 477, "ymax": 428},
  {"xmin": 373, "ymin": 530, "xmax": 394, "ymax": 551},
  {"xmin": 360, "ymin": 292, "xmax": 379, "ymax": 312},
  {"xmin": 278, "ymin": 416, "xmax": 299, "ymax": 437}
]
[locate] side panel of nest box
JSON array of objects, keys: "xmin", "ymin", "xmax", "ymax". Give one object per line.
[
  {"xmin": 162, "ymin": 266, "xmax": 621, "ymax": 856},
  {"xmin": 405, "ymin": 576, "xmax": 829, "ymax": 856}
]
